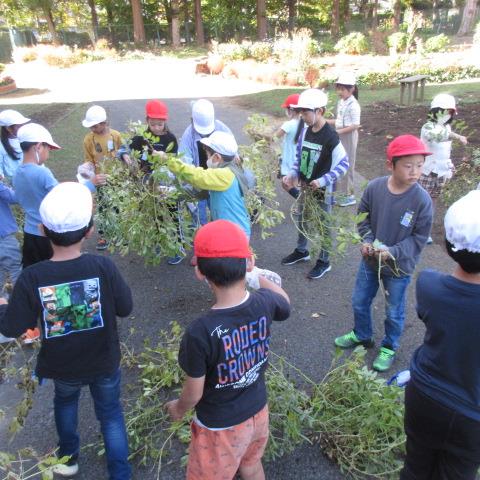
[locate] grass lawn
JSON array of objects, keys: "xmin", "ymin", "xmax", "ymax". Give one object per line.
[{"xmin": 232, "ymin": 79, "xmax": 480, "ymax": 116}]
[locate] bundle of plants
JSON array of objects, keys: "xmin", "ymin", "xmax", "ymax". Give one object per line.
[
  {"xmin": 442, "ymin": 148, "xmax": 480, "ymax": 207},
  {"xmin": 292, "ymin": 188, "xmax": 367, "ymax": 259},
  {"xmin": 243, "ymin": 114, "xmax": 275, "ymax": 142},
  {"xmin": 310, "ymin": 348, "xmax": 406, "ymax": 478},
  {"xmin": 96, "ymin": 153, "xmax": 194, "ymax": 266}
]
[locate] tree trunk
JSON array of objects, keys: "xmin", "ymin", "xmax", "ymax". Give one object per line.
[
  {"xmin": 332, "ymin": 0, "xmax": 340, "ymax": 37},
  {"xmin": 87, "ymin": 0, "xmax": 99, "ymax": 43},
  {"xmin": 393, "ymin": 0, "xmax": 401, "ymax": 30},
  {"xmin": 194, "ymin": 0, "xmax": 204, "ymax": 46},
  {"xmin": 131, "ymin": 0, "xmax": 146, "ymax": 45},
  {"xmin": 171, "ymin": 0, "xmax": 181, "ymax": 47},
  {"xmin": 457, "ymin": 0, "xmax": 478, "ymax": 35},
  {"xmin": 371, "ymin": 0, "xmax": 379, "ymax": 29},
  {"xmin": 287, "ymin": 0, "xmax": 296, "ymax": 37},
  {"xmin": 44, "ymin": 5, "xmax": 59, "ymax": 45},
  {"xmin": 105, "ymin": 2, "xmax": 117, "ymax": 46},
  {"xmin": 343, "ymin": 0, "xmax": 351, "ymax": 25},
  {"xmin": 257, "ymin": 0, "xmax": 268, "ymax": 40}
]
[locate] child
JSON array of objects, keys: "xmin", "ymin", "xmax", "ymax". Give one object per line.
[
  {"xmin": 420, "ymin": 93, "xmax": 468, "ymax": 243},
  {"xmin": 82, "ymin": 105, "xmax": 122, "ymax": 171},
  {"xmin": 334, "ymin": 135, "xmax": 433, "ymax": 372},
  {"xmin": 0, "ymin": 182, "xmax": 133, "ymax": 479},
  {"xmin": 282, "ymin": 88, "xmax": 349, "ymax": 279},
  {"xmin": 274, "ymin": 93, "xmax": 301, "ymax": 198},
  {"xmin": 164, "ymin": 130, "xmax": 251, "ymax": 238},
  {"xmin": 401, "ymin": 190, "xmax": 480, "ymax": 480},
  {"xmin": 165, "ymin": 219, "xmax": 290, "ymax": 480},
  {"xmin": 329, "ymin": 72, "xmax": 361, "ymax": 207},
  {"xmin": 0, "ymin": 109, "xmax": 30, "ymax": 182},
  {"xmin": 178, "ymin": 99, "xmax": 232, "ymax": 226},
  {"xmin": 0, "ymin": 179, "xmax": 21, "ymax": 343},
  {"xmin": 118, "ymin": 99, "xmax": 178, "ymax": 174},
  {"xmin": 82, "ymin": 105, "xmax": 122, "ymax": 250},
  {"xmin": 13, "ymin": 123, "xmax": 102, "ymax": 267}
]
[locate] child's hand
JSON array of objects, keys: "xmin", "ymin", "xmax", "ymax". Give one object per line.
[
  {"xmin": 282, "ymin": 174, "xmax": 297, "ymax": 189},
  {"xmin": 360, "ymin": 243, "xmax": 373, "ymax": 257},
  {"xmin": 165, "ymin": 399, "xmax": 183, "ymax": 421},
  {"xmin": 309, "ymin": 179, "xmax": 320, "ymax": 190},
  {"xmin": 152, "ymin": 150, "xmax": 167, "ymax": 162},
  {"xmin": 122, "ymin": 154, "xmax": 133, "ymax": 166},
  {"xmin": 92, "ymin": 174, "xmax": 107, "ymax": 186},
  {"xmin": 458, "ymin": 135, "xmax": 468, "ymax": 146},
  {"xmin": 0, "ymin": 297, "xmax": 8, "ymax": 305},
  {"xmin": 374, "ymin": 249, "xmax": 391, "ymax": 263}
]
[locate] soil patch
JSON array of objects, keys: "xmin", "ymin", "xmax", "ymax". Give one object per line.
[
  {"xmin": 358, "ymin": 100, "xmax": 480, "ymax": 240},
  {"xmin": 27, "ymin": 103, "xmax": 78, "ymax": 127}
]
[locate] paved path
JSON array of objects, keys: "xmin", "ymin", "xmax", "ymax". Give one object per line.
[{"xmin": 0, "ymin": 61, "xmax": 455, "ymax": 479}]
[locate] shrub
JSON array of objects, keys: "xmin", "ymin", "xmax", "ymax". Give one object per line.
[
  {"xmin": 0, "ymin": 64, "xmax": 4, "ymax": 74},
  {"xmin": 216, "ymin": 42, "xmax": 250, "ymax": 61},
  {"xmin": 357, "ymin": 71, "xmax": 395, "ymax": 87},
  {"xmin": 272, "ymin": 29, "xmax": 316, "ymax": 68},
  {"xmin": 249, "ymin": 42, "xmax": 273, "ymax": 62},
  {"xmin": 0, "ymin": 76, "xmax": 15, "ymax": 87},
  {"xmin": 334, "ymin": 32, "xmax": 370, "ymax": 55},
  {"xmin": 318, "ymin": 38, "xmax": 336, "ymax": 54},
  {"xmin": 22, "ymin": 50, "xmax": 38, "ymax": 62},
  {"xmin": 424, "ymin": 33, "xmax": 450, "ymax": 53},
  {"xmin": 387, "ymin": 32, "xmax": 408, "ymax": 54}
]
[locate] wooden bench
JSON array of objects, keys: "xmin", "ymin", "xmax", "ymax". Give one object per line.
[{"xmin": 399, "ymin": 75, "xmax": 428, "ymax": 105}]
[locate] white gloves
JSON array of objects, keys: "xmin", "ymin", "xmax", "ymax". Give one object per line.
[{"xmin": 246, "ymin": 267, "xmax": 282, "ymax": 290}]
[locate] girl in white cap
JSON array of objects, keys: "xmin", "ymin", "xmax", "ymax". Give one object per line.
[
  {"xmin": 0, "ymin": 109, "xmax": 30, "ymax": 182},
  {"xmin": 327, "ymin": 73, "xmax": 361, "ymax": 207},
  {"xmin": 419, "ymin": 93, "xmax": 468, "ymax": 243}
]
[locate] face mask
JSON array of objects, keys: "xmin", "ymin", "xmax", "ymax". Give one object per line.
[
  {"xmin": 437, "ymin": 113, "xmax": 451, "ymax": 125},
  {"xmin": 206, "ymin": 158, "xmax": 216, "ymax": 169}
]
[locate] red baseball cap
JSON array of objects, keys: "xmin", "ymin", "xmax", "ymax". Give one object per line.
[
  {"xmin": 281, "ymin": 93, "xmax": 300, "ymax": 109},
  {"xmin": 194, "ymin": 220, "xmax": 251, "ymax": 258},
  {"xmin": 386, "ymin": 135, "xmax": 431, "ymax": 162},
  {"xmin": 145, "ymin": 100, "xmax": 168, "ymax": 120}
]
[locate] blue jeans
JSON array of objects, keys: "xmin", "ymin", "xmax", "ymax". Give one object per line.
[
  {"xmin": 0, "ymin": 233, "xmax": 22, "ymax": 296},
  {"xmin": 352, "ymin": 260, "xmax": 411, "ymax": 350},
  {"xmin": 53, "ymin": 369, "xmax": 131, "ymax": 480}
]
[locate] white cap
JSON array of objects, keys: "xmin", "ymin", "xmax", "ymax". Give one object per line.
[
  {"xmin": 0, "ymin": 109, "xmax": 30, "ymax": 127},
  {"xmin": 291, "ymin": 89, "xmax": 328, "ymax": 110},
  {"xmin": 82, "ymin": 105, "xmax": 107, "ymax": 128},
  {"xmin": 40, "ymin": 182, "xmax": 93, "ymax": 233},
  {"xmin": 17, "ymin": 123, "xmax": 61, "ymax": 149},
  {"xmin": 336, "ymin": 72, "xmax": 357, "ymax": 86},
  {"xmin": 444, "ymin": 190, "xmax": 480, "ymax": 253},
  {"xmin": 431, "ymin": 93, "xmax": 456, "ymax": 111},
  {"xmin": 200, "ymin": 131, "xmax": 238, "ymax": 157},
  {"xmin": 192, "ymin": 99, "xmax": 215, "ymax": 135}
]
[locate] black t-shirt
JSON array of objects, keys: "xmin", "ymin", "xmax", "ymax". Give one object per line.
[
  {"xmin": 178, "ymin": 289, "xmax": 290, "ymax": 428},
  {"xmin": 299, "ymin": 122, "xmax": 340, "ymax": 182},
  {"xmin": 130, "ymin": 130, "xmax": 178, "ymax": 173},
  {"xmin": 0, "ymin": 254, "xmax": 133, "ymax": 380}
]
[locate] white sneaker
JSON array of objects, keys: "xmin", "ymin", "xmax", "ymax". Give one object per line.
[
  {"xmin": 51, "ymin": 462, "xmax": 79, "ymax": 477},
  {"xmin": 338, "ymin": 195, "xmax": 357, "ymax": 207},
  {"xmin": 426, "ymin": 236, "xmax": 433, "ymax": 244},
  {"xmin": 0, "ymin": 333, "xmax": 15, "ymax": 343}
]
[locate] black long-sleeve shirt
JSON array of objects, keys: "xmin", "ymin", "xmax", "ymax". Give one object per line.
[{"xmin": 0, "ymin": 254, "xmax": 133, "ymax": 380}]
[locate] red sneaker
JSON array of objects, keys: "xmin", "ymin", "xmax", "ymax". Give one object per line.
[{"xmin": 22, "ymin": 328, "xmax": 40, "ymax": 345}]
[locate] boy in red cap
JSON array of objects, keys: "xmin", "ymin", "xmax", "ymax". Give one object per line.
[
  {"xmin": 166, "ymin": 219, "xmax": 290, "ymax": 480},
  {"xmin": 335, "ymin": 135, "xmax": 433, "ymax": 372}
]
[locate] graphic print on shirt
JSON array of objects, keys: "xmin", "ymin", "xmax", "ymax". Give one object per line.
[
  {"xmin": 214, "ymin": 316, "xmax": 270, "ymax": 390},
  {"xmin": 38, "ymin": 278, "xmax": 104, "ymax": 339},
  {"xmin": 300, "ymin": 140, "xmax": 323, "ymax": 179}
]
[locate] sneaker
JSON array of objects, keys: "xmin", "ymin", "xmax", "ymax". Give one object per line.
[
  {"xmin": 334, "ymin": 330, "xmax": 374, "ymax": 349},
  {"xmin": 0, "ymin": 333, "xmax": 15, "ymax": 344},
  {"xmin": 167, "ymin": 254, "xmax": 184, "ymax": 265},
  {"xmin": 22, "ymin": 328, "xmax": 40, "ymax": 345},
  {"xmin": 372, "ymin": 347, "xmax": 396, "ymax": 372},
  {"xmin": 426, "ymin": 236, "xmax": 433, "ymax": 245},
  {"xmin": 281, "ymin": 249, "xmax": 310, "ymax": 265},
  {"xmin": 307, "ymin": 260, "xmax": 331, "ymax": 279},
  {"xmin": 338, "ymin": 195, "xmax": 357, "ymax": 207},
  {"xmin": 51, "ymin": 459, "xmax": 79, "ymax": 477},
  {"xmin": 96, "ymin": 238, "xmax": 108, "ymax": 250}
]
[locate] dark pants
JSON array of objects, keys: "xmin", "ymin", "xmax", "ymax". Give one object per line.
[
  {"xmin": 401, "ymin": 382, "xmax": 480, "ymax": 480},
  {"xmin": 22, "ymin": 232, "xmax": 53, "ymax": 268},
  {"xmin": 54, "ymin": 369, "xmax": 131, "ymax": 480}
]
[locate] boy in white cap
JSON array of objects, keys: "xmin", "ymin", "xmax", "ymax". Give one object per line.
[
  {"xmin": 163, "ymin": 130, "xmax": 251, "ymax": 239},
  {"xmin": 0, "ymin": 109, "xmax": 30, "ymax": 182},
  {"xmin": 419, "ymin": 93, "xmax": 468, "ymax": 243},
  {"xmin": 282, "ymin": 88, "xmax": 349, "ymax": 279},
  {"xmin": 82, "ymin": 105, "xmax": 122, "ymax": 171},
  {"xmin": 178, "ymin": 99, "xmax": 232, "ymax": 226},
  {"xmin": 401, "ymin": 190, "xmax": 480, "ymax": 479},
  {"xmin": 0, "ymin": 182, "xmax": 132, "ymax": 479}
]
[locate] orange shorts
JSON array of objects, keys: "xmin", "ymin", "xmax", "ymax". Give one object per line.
[{"xmin": 186, "ymin": 405, "xmax": 269, "ymax": 480}]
